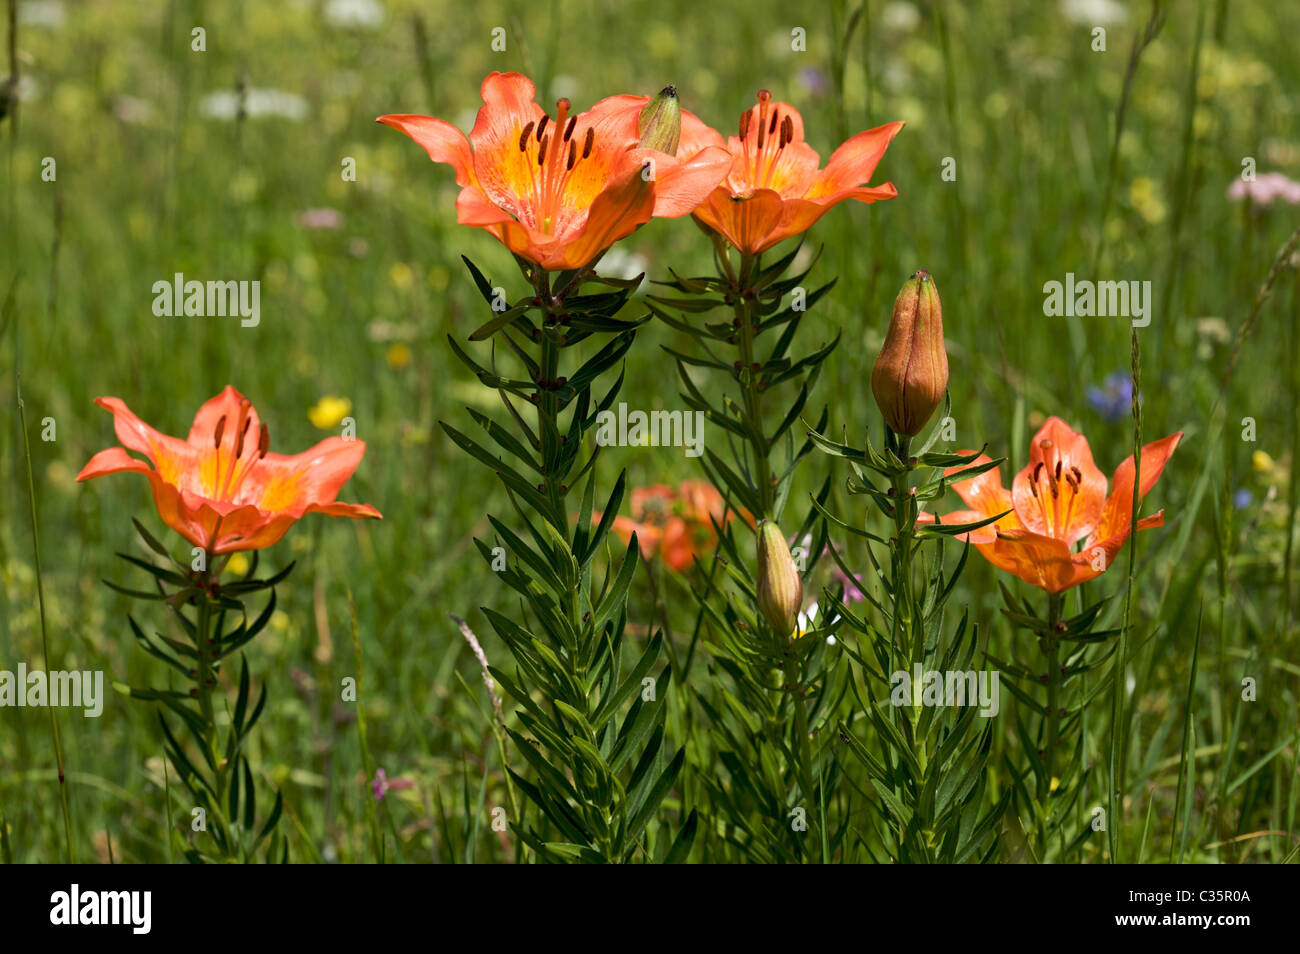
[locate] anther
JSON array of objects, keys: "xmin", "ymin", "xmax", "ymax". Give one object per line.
[
  {"xmin": 567, "ymin": 140, "xmax": 576, "ymax": 171},
  {"xmin": 213, "ymin": 415, "xmax": 227, "ymax": 448},
  {"xmin": 234, "ymin": 417, "xmax": 252, "ymax": 459},
  {"xmin": 1054, "ymin": 460, "xmax": 1062, "ymax": 481},
  {"xmin": 537, "ymin": 114, "xmax": 549, "ymax": 141},
  {"xmin": 564, "ymin": 115, "xmax": 577, "ymax": 141},
  {"xmin": 1033, "ymin": 462, "xmax": 1044, "ymax": 483},
  {"xmin": 582, "ymin": 127, "xmax": 594, "ymax": 158},
  {"xmin": 1071, "ymin": 466, "xmax": 1082, "ymax": 483},
  {"xmin": 769, "ymin": 110, "xmax": 779, "ymax": 135},
  {"xmin": 519, "ymin": 121, "xmax": 534, "ymax": 151},
  {"xmin": 538, "ymin": 137, "xmax": 548, "ymax": 166},
  {"xmin": 739, "ymin": 110, "xmax": 751, "ymax": 140},
  {"xmin": 258, "ymin": 422, "xmax": 270, "ymax": 459}
]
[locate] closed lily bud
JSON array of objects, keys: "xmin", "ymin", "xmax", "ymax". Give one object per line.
[
  {"xmin": 755, "ymin": 520, "xmax": 803, "ymax": 638},
  {"xmin": 637, "ymin": 85, "xmax": 681, "ymax": 155},
  {"xmin": 871, "ymin": 269, "xmax": 948, "ymax": 437}
]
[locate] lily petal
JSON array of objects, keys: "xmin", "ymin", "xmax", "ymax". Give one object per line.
[
  {"xmin": 1011, "ymin": 416, "xmax": 1108, "ymax": 544},
  {"xmin": 808, "ymin": 121, "xmax": 905, "ymax": 198},
  {"xmin": 1087, "ymin": 432, "xmax": 1183, "ymax": 549},
  {"xmin": 375, "ymin": 114, "xmax": 477, "ymax": 188}
]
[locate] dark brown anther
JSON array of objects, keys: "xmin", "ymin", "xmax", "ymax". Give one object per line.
[
  {"xmin": 234, "ymin": 416, "xmax": 252, "ymax": 459},
  {"xmin": 519, "ymin": 121, "xmax": 534, "ymax": 151},
  {"xmin": 1064, "ymin": 473, "xmax": 1078, "ymax": 492},
  {"xmin": 1071, "ymin": 465, "xmax": 1082, "ymax": 483},
  {"xmin": 258, "ymin": 422, "xmax": 270, "ymax": 458},
  {"xmin": 769, "ymin": 109, "xmax": 779, "ymax": 135},
  {"xmin": 781, "ymin": 115, "xmax": 794, "ymax": 148},
  {"xmin": 564, "ymin": 115, "xmax": 577, "ymax": 141},
  {"xmin": 213, "ymin": 415, "xmax": 227, "ymax": 448},
  {"xmin": 1049, "ymin": 481, "xmax": 1059, "ymax": 499},
  {"xmin": 567, "ymin": 140, "xmax": 576, "ymax": 171},
  {"xmin": 1033, "ymin": 462, "xmax": 1044, "ymax": 483},
  {"xmin": 1029, "ymin": 480, "xmax": 1040, "ymax": 498},
  {"xmin": 537, "ymin": 114, "xmax": 549, "ymax": 141},
  {"xmin": 582, "ymin": 127, "xmax": 594, "ymax": 159},
  {"xmin": 739, "ymin": 110, "xmax": 751, "ymax": 141},
  {"xmin": 537, "ymin": 137, "xmax": 548, "ymax": 165},
  {"xmin": 1054, "ymin": 460, "xmax": 1062, "ymax": 481}
]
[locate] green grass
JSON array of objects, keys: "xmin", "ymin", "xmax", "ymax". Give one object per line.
[{"xmin": 1, "ymin": 0, "xmax": 1298, "ymax": 862}]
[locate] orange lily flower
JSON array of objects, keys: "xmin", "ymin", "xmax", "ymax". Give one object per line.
[
  {"xmin": 377, "ymin": 72, "xmax": 732, "ymax": 271},
  {"xmin": 609, "ymin": 480, "xmax": 741, "ymax": 572},
  {"xmin": 679, "ymin": 90, "xmax": 904, "ymax": 255},
  {"xmin": 77, "ymin": 386, "xmax": 381, "ymax": 555},
  {"xmin": 921, "ymin": 417, "xmax": 1182, "ymax": 593}
]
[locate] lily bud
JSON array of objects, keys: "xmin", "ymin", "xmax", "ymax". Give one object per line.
[
  {"xmin": 871, "ymin": 269, "xmax": 948, "ymax": 437},
  {"xmin": 637, "ymin": 85, "xmax": 681, "ymax": 155},
  {"xmin": 755, "ymin": 520, "xmax": 803, "ymax": 638}
]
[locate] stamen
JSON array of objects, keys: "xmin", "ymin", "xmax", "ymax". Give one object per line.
[
  {"xmin": 213, "ymin": 415, "xmax": 227, "ymax": 448},
  {"xmin": 769, "ymin": 109, "xmax": 779, "ymax": 135},
  {"xmin": 566, "ymin": 140, "xmax": 576, "ymax": 170},
  {"xmin": 739, "ymin": 110, "xmax": 751, "ymax": 141},
  {"xmin": 1033, "ymin": 462, "xmax": 1044, "ymax": 483},
  {"xmin": 538, "ymin": 137, "xmax": 548, "ymax": 166},
  {"xmin": 582, "ymin": 128, "xmax": 594, "ymax": 158},
  {"xmin": 519, "ymin": 121, "xmax": 534, "ymax": 151},
  {"xmin": 234, "ymin": 417, "xmax": 252, "ymax": 459},
  {"xmin": 564, "ymin": 115, "xmax": 577, "ymax": 141},
  {"xmin": 536, "ymin": 114, "xmax": 549, "ymax": 141},
  {"xmin": 1054, "ymin": 460, "xmax": 1063, "ymax": 482},
  {"xmin": 781, "ymin": 115, "xmax": 793, "ymax": 148},
  {"xmin": 258, "ymin": 423, "xmax": 269, "ymax": 459},
  {"xmin": 1071, "ymin": 466, "xmax": 1082, "ymax": 483}
]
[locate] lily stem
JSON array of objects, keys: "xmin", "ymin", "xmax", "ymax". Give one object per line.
[
  {"xmin": 735, "ymin": 253, "xmax": 774, "ymax": 517},
  {"xmin": 1040, "ymin": 592, "xmax": 1065, "ymax": 807}
]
